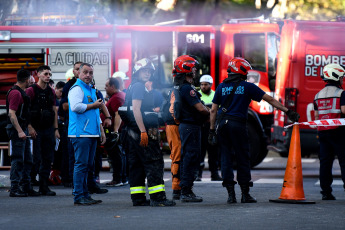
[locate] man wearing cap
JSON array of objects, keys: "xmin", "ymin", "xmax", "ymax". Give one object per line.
[{"xmin": 196, "ymin": 75, "xmax": 222, "ymax": 182}]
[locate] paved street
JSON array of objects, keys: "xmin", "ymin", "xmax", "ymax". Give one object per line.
[{"xmin": 0, "ymin": 154, "xmax": 344, "ymax": 230}]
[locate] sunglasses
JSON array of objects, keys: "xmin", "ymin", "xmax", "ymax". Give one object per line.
[{"xmin": 43, "ymin": 72, "xmax": 52, "ymax": 76}]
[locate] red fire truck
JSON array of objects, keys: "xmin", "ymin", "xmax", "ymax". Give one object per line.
[
  {"xmin": 268, "ymin": 19, "xmax": 345, "ymax": 157},
  {"xmin": 2, "ymin": 17, "xmax": 337, "ymax": 167}
]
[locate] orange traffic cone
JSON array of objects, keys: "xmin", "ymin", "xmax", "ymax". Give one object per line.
[{"xmin": 270, "ymin": 124, "xmax": 315, "ymax": 204}]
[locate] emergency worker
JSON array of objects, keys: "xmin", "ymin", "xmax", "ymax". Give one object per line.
[
  {"xmin": 209, "ymin": 57, "xmax": 300, "ymax": 204},
  {"xmin": 174, "ymin": 55, "xmax": 210, "ymax": 202},
  {"xmin": 313, "ymin": 63, "xmax": 345, "ymax": 200},
  {"xmin": 163, "ymin": 67, "xmax": 182, "ymax": 200},
  {"xmin": 26, "ymin": 65, "xmax": 59, "ymax": 196},
  {"xmin": 120, "ymin": 58, "xmax": 175, "ymax": 207},
  {"xmin": 6, "ymin": 69, "xmax": 40, "ymax": 197},
  {"xmin": 196, "ymin": 74, "xmax": 222, "ymax": 182}
]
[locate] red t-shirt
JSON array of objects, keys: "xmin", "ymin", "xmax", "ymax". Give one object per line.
[
  {"xmin": 26, "ymin": 84, "xmax": 56, "ymax": 106},
  {"xmin": 101, "ymin": 91, "xmax": 126, "ymax": 123},
  {"xmin": 8, "ymin": 89, "xmax": 24, "ymax": 111}
]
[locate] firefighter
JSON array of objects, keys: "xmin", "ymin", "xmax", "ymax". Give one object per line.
[
  {"xmin": 209, "ymin": 57, "xmax": 299, "ymax": 204},
  {"xmin": 173, "ymin": 55, "xmax": 210, "ymax": 202},
  {"xmin": 314, "ymin": 63, "xmax": 345, "ymax": 200},
  {"xmin": 121, "ymin": 58, "xmax": 175, "ymax": 207}
]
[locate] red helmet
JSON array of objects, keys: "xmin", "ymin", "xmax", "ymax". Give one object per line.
[
  {"xmin": 174, "ymin": 55, "xmax": 199, "ymax": 74},
  {"xmin": 49, "ymin": 170, "xmax": 62, "ymax": 185},
  {"xmin": 227, "ymin": 57, "xmax": 252, "ymax": 75}
]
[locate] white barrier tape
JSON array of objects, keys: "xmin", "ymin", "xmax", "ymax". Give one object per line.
[{"xmin": 284, "ymin": 118, "xmax": 345, "ymax": 129}]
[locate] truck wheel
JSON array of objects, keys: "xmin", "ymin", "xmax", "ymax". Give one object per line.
[{"xmin": 247, "ymin": 122, "xmax": 267, "ymax": 167}]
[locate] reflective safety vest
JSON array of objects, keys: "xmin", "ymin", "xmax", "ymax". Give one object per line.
[{"xmin": 314, "ymin": 86, "xmax": 343, "ymax": 131}]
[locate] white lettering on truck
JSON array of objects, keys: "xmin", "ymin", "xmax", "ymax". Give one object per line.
[{"xmin": 305, "ymin": 54, "xmax": 345, "ymax": 77}]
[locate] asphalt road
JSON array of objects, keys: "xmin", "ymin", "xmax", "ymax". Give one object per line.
[{"xmin": 0, "ymin": 154, "xmax": 344, "ymax": 230}]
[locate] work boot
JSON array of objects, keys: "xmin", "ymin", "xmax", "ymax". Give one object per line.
[
  {"xmin": 240, "ymin": 184, "xmax": 257, "ymax": 203},
  {"xmin": 88, "ymin": 186, "xmax": 108, "ymax": 194},
  {"xmin": 321, "ymin": 191, "xmax": 336, "ymax": 200},
  {"xmin": 150, "ymin": 198, "xmax": 176, "ymax": 207},
  {"xmin": 39, "ymin": 178, "xmax": 56, "ymax": 196},
  {"xmin": 22, "ymin": 186, "xmax": 40, "ymax": 197},
  {"xmin": 85, "ymin": 197, "xmax": 102, "ymax": 204},
  {"xmin": 211, "ymin": 173, "xmax": 223, "ymax": 181},
  {"xmin": 226, "ymin": 185, "xmax": 237, "ymax": 204},
  {"xmin": 181, "ymin": 187, "xmax": 203, "ymax": 203},
  {"xmin": 74, "ymin": 197, "xmax": 94, "ymax": 206},
  {"xmin": 9, "ymin": 185, "xmax": 28, "ymax": 197},
  {"xmin": 132, "ymin": 199, "xmax": 151, "ymax": 206},
  {"xmin": 172, "ymin": 190, "xmax": 181, "ymax": 200}
]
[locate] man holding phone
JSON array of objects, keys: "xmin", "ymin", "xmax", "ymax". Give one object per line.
[{"xmin": 68, "ymin": 63, "xmax": 106, "ymax": 206}]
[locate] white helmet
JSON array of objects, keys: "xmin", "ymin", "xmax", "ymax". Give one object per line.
[
  {"xmin": 199, "ymin": 75, "xmax": 213, "ymax": 84},
  {"xmin": 323, "ymin": 64, "xmax": 345, "ymax": 82},
  {"xmin": 65, "ymin": 68, "xmax": 74, "ymax": 81},
  {"xmin": 112, "ymin": 71, "xmax": 129, "ymax": 80}
]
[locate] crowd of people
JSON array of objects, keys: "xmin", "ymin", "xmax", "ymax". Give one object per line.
[{"xmin": 6, "ymin": 54, "xmax": 345, "ymax": 206}]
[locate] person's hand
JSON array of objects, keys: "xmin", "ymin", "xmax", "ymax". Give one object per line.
[
  {"xmin": 18, "ymin": 131, "xmax": 26, "ymax": 140},
  {"xmin": 103, "ymin": 118, "xmax": 112, "ymax": 128},
  {"xmin": 140, "ymin": 132, "xmax": 148, "ymax": 147},
  {"xmin": 28, "ymin": 125, "xmax": 37, "ymax": 139},
  {"xmin": 55, "ymin": 129, "xmax": 60, "ymax": 139},
  {"xmin": 100, "ymin": 131, "xmax": 106, "ymax": 145},
  {"xmin": 93, "ymin": 99, "xmax": 103, "ymax": 109},
  {"xmin": 208, "ymin": 129, "xmax": 217, "ymax": 145},
  {"xmin": 286, "ymin": 110, "xmax": 300, "ymax": 122}
]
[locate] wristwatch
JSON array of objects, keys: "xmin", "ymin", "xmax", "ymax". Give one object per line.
[{"xmin": 105, "ymin": 116, "xmax": 112, "ymax": 120}]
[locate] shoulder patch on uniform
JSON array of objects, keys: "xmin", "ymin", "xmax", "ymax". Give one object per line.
[{"xmin": 190, "ymin": 90, "xmax": 196, "ymax": 97}]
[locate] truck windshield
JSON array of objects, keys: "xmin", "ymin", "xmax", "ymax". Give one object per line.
[
  {"xmin": 131, "ymin": 31, "xmax": 211, "ymax": 89},
  {"xmin": 234, "ymin": 33, "xmax": 266, "ymax": 72},
  {"xmin": 177, "ymin": 32, "xmax": 211, "ymax": 87}
]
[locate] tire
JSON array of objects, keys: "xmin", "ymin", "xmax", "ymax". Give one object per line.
[{"xmin": 247, "ymin": 122, "xmax": 267, "ymax": 168}]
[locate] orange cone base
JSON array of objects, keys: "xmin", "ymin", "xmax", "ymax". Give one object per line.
[{"xmin": 269, "ymin": 199, "xmax": 315, "ymax": 204}]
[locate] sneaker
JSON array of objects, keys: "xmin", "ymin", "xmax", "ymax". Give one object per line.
[
  {"xmin": 150, "ymin": 199, "xmax": 176, "ymax": 207},
  {"xmin": 195, "ymin": 177, "xmax": 202, "ymax": 182},
  {"xmin": 181, "ymin": 192, "xmax": 203, "ymax": 203},
  {"xmin": 122, "ymin": 181, "xmax": 129, "ymax": 186},
  {"xmin": 74, "ymin": 197, "xmax": 94, "ymax": 206},
  {"xmin": 106, "ymin": 181, "xmax": 123, "ymax": 187}
]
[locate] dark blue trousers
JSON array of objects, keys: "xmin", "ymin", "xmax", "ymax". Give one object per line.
[
  {"xmin": 318, "ymin": 127, "xmax": 345, "ymax": 193},
  {"xmin": 218, "ymin": 120, "xmax": 251, "ymax": 186},
  {"xmin": 179, "ymin": 123, "xmax": 201, "ymax": 189}
]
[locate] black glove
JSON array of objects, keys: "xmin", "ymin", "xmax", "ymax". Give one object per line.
[
  {"xmin": 105, "ymin": 132, "xmax": 120, "ymax": 150},
  {"xmin": 208, "ymin": 129, "xmax": 217, "ymax": 146},
  {"xmin": 286, "ymin": 110, "xmax": 300, "ymax": 122}
]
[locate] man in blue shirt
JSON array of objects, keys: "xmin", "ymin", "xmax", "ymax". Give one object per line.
[
  {"xmin": 68, "ymin": 63, "xmax": 106, "ymax": 206},
  {"xmin": 209, "ymin": 57, "xmax": 299, "ymax": 204}
]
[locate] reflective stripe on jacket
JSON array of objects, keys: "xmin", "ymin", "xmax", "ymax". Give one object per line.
[{"xmin": 314, "ymin": 86, "xmax": 343, "ymax": 131}]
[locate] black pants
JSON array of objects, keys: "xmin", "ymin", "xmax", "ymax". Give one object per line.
[
  {"xmin": 127, "ymin": 128, "xmax": 165, "ymax": 201},
  {"xmin": 318, "ymin": 128, "xmax": 345, "ymax": 193},
  {"xmin": 218, "ymin": 119, "xmax": 251, "ymax": 186},
  {"xmin": 199, "ymin": 123, "xmax": 220, "ymax": 176},
  {"xmin": 31, "ymin": 127, "xmax": 55, "ymax": 181}
]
